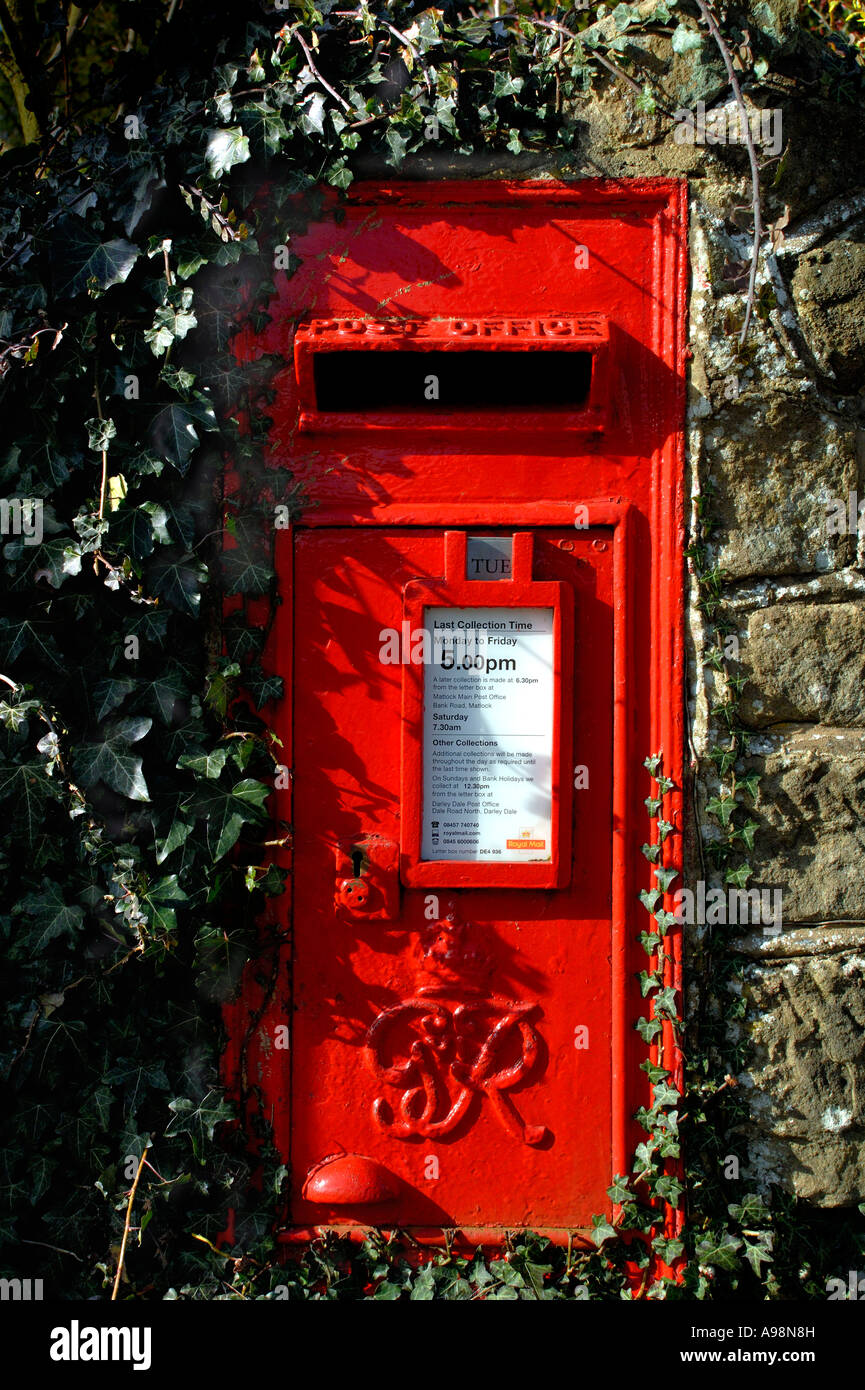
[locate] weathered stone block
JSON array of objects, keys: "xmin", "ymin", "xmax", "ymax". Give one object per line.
[
  {"xmin": 703, "ymin": 399, "xmax": 857, "ymax": 579},
  {"xmin": 737, "ymin": 942, "xmax": 865, "ymax": 1205},
  {"xmin": 746, "ymin": 726, "xmax": 865, "ymax": 920},
  {"xmin": 791, "ymin": 236, "xmax": 865, "ymax": 389},
  {"xmin": 740, "ymin": 600, "xmax": 865, "ymax": 727}
]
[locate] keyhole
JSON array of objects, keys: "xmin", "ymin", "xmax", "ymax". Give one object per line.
[{"xmin": 351, "ymin": 849, "xmax": 364, "ymax": 877}]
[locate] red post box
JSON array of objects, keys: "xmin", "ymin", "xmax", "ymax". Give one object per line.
[{"xmin": 224, "ymin": 179, "xmax": 687, "ymax": 1246}]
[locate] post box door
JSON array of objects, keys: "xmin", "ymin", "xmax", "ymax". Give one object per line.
[{"xmin": 289, "ymin": 524, "xmax": 617, "ymax": 1231}]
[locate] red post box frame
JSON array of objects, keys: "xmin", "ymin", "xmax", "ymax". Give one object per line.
[
  {"xmin": 222, "ymin": 178, "xmax": 688, "ymax": 1252},
  {"xmin": 400, "ymin": 529, "xmax": 574, "ymax": 889}
]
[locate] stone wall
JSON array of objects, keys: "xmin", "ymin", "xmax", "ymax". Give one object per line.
[{"xmin": 367, "ymin": 7, "xmax": 865, "ymax": 1207}]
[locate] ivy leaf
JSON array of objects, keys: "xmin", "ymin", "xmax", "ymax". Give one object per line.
[
  {"xmin": 17, "ymin": 879, "xmax": 84, "ymax": 950},
  {"xmin": 92, "ymin": 678, "xmax": 137, "ymax": 720},
  {"xmin": 221, "ymin": 547, "xmax": 273, "ymax": 596},
  {"xmin": 132, "ymin": 668, "xmax": 190, "ymax": 724},
  {"xmin": 166, "ymin": 1090, "xmax": 234, "ymax": 1162},
  {"xmin": 0, "ymin": 618, "xmax": 64, "ymax": 670},
  {"xmin": 724, "ymin": 862, "xmax": 752, "ymax": 888},
  {"xmin": 607, "ymin": 1173, "xmax": 631, "ymax": 1204},
  {"xmin": 654, "ymin": 910, "xmax": 678, "ymax": 934},
  {"xmin": 86, "ymin": 417, "xmax": 116, "ymax": 452},
  {"xmin": 299, "ymin": 95, "xmax": 327, "ymax": 136},
  {"xmin": 154, "ymin": 811, "xmax": 194, "ymax": 865},
  {"xmin": 53, "ymin": 221, "xmax": 140, "ymax": 298},
  {"xmin": 178, "ymin": 747, "xmax": 228, "ymax": 779},
  {"xmin": 112, "ymin": 505, "xmax": 156, "ymax": 560},
  {"xmin": 373, "ymin": 1280, "xmax": 403, "ymax": 1300},
  {"xmin": 728, "ymin": 1193, "xmax": 770, "ymax": 1225},
  {"xmin": 695, "ymin": 1230, "xmax": 743, "ymax": 1270},
  {"xmin": 241, "ymin": 102, "xmax": 289, "ymax": 153},
  {"xmin": 0, "ymin": 759, "xmax": 58, "ymax": 843},
  {"xmin": 636, "ymin": 1016, "xmax": 662, "ymax": 1042},
  {"xmin": 147, "ymin": 403, "xmax": 203, "ymax": 473},
  {"xmin": 75, "ymin": 717, "xmax": 152, "ymax": 801},
  {"xmin": 0, "ymin": 697, "xmax": 40, "ymax": 733},
  {"xmin": 742, "ymin": 1233, "xmax": 774, "ymax": 1276},
  {"xmin": 205, "ymin": 128, "xmax": 251, "ymax": 178},
  {"xmin": 409, "ymin": 1267, "xmax": 436, "ymax": 1300},
  {"xmin": 385, "ymin": 126, "xmax": 408, "ymax": 166},
  {"xmin": 204, "ymin": 662, "xmax": 240, "ymax": 718},
  {"xmin": 653, "ymin": 1081, "xmax": 682, "ymax": 1108},
  {"xmin": 244, "ymin": 670, "xmax": 284, "ymax": 708},
  {"xmin": 653, "ymin": 1234, "xmax": 684, "ymax": 1262},
  {"xmin": 145, "ymin": 294, "xmax": 198, "ymax": 357},
  {"xmin": 493, "ymin": 72, "xmax": 524, "ymax": 97},
  {"xmin": 671, "ymin": 23, "xmax": 703, "ymax": 54},
  {"xmin": 640, "ymin": 1059, "xmax": 669, "ymax": 1084},
  {"xmin": 183, "ymin": 777, "xmax": 269, "ymax": 860},
  {"xmin": 591, "ymin": 1214, "xmax": 618, "ymax": 1247},
  {"xmin": 706, "ymin": 795, "xmax": 735, "ymax": 827},
  {"xmin": 634, "ymin": 1139, "xmax": 658, "ymax": 1171},
  {"xmin": 29, "ymin": 1155, "xmax": 58, "ymax": 1205},
  {"xmin": 149, "ymin": 552, "xmax": 206, "ymax": 616},
  {"xmin": 653, "ymin": 1174, "xmax": 683, "ymax": 1204}
]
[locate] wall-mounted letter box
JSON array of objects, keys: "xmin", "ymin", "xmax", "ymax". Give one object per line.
[{"xmin": 223, "ymin": 180, "xmax": 687, "ymax": 1246}]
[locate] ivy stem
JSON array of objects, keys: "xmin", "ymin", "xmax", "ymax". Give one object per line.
[
  {"xmin": 694, "ymin": 0, "xmax": 764, "ymax": 344},
  {"xmin": 290, "ymin": 28, "xmax": 351, "ymax": 111},
  {"xmin": 93, "ymin": 376, "xmax": 108, "ymax": 543},
  {"xmin": 531, "ymin": 17, "xmax": 676, "ymax": 117},
  {"xmin": 111, "ymin": 1144, "xmax": 149, "ymax": 1300}
]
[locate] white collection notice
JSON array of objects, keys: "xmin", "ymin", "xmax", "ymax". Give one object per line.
[{"xmin": 421, "ymin": 606, "xmax": 555, "ymax": 862}]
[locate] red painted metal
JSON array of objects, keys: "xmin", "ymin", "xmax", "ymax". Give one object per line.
[{"xmin": 222, "ymin": 179, "xmax": 687, "ymax": 1247}]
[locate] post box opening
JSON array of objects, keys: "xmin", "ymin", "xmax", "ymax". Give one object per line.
[
  {"xmin": 312, "ymin": 348, "xmax": 593, "ymax": 412},
  {"xmin": 293, "ymin": 314, "xmax": 611, "ymax": 433}
]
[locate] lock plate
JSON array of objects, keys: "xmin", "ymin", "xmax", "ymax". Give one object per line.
[{"xmin": 333, "ymin": 833, "xmax": 400, "ymax": 920}]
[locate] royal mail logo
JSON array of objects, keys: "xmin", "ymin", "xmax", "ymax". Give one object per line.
[{"xmin": 506, "ymin": 839, "xmax": 546, "ymax": 850}]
